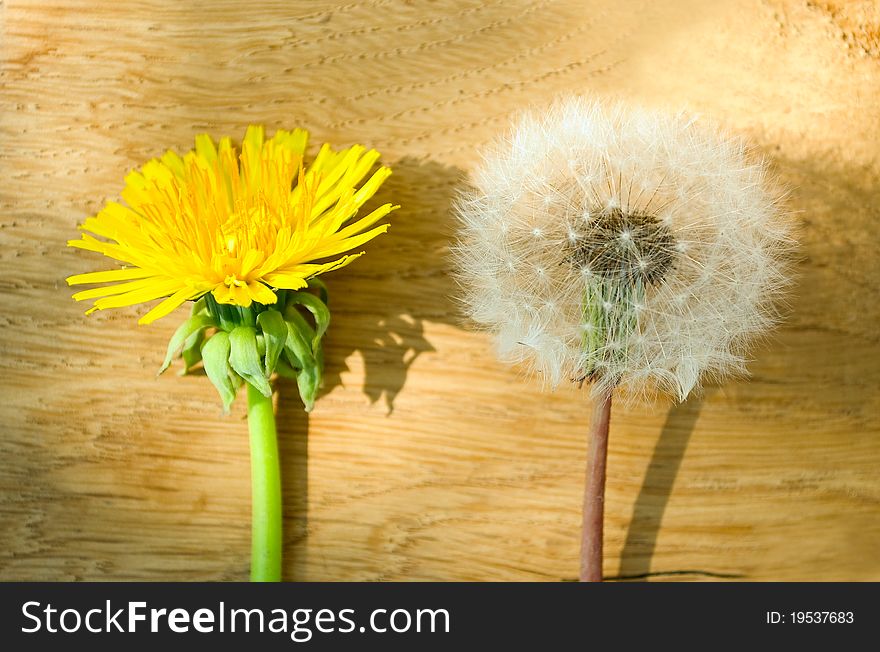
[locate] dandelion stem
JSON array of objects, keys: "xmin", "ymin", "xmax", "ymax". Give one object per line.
[
  {"xmin": 580, "ymin": 386, "xmax": 612, "ymax": 582},
  {"xmin": 247, "ymin": 383, "xmax": 282, "ymax": 582}
]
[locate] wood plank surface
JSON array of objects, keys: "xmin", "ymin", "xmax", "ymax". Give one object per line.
[{"xmin": 1, "ymin": 0, "xmax": 878, "ymax": 581}]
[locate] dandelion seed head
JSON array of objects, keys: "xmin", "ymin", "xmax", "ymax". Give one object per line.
[{"xmin": 453, "ymin": 96, "xmax": 793, "ymax": 401}]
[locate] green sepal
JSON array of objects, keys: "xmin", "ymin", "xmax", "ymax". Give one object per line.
[
  {"xmin": 275, "ymin": 356, "xmax": 299, "ymax": 380},
  {"xmin": 295, "ymin": 355, "xmax": 321, "ymax": 413},
  {"xmin": 288, "ymin": 291, "xmax": 330, "ymax": 353},
  {"xmin": 203, "ymin": 292, "xmax": 239, "ymax": 331},
  {"xmin": 229, "ymin": 364, "xmax": 244, "ymax": 394},
  {"xmin": 200, "ymin": 331, "xmax": 238, "ymax": 412},
  {"xmin": 306, "ymin": 277, "xmax": 329, "ymax": 306},
  {"xmin": 166, "ymin": 285, "xmax": 333, "ymax": 412},
  {"xmin": 159, "ymin": 313, "xmax": 214, "ymax": 375},
  {"xmin": 256, "ymin": 309, "xmax": 287, "ymax": 379},
  {"xmin": 190, "ymin": 295, "xmax": 208, "ymax": 316},
  {"xmin": 283, "ymin": 308, "xmax": 323, "ymax": 412},
  {"xmin": 228, "ymin": 326, "xmax": 272, "ymax": 398},
  {"xmin": 179, "ymin": 328, "xmax": 206, "ymax": 375},
  {"xmin": 282, "ymin": 307, "xmax": 316, "ymax": 370}
]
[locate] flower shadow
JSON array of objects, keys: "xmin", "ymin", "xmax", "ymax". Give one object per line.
[
  {"xmin": 316, "ymin": 157, "xmax": 465, "ymax": 413},
  {"xmin": 273, "ymin": 157, "xmax": 465, "ymax": 579},
  {"xmin": 613, "ymin": 388, "xmax": 718, "ymax": 580},
  {"xmin": 275, "ymin": 378, "xmax": 310, "ymax": 581}
]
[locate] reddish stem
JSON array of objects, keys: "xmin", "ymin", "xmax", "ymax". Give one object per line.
[{"xmin": 580, "ymin": 387, "xmax": 613, "ymax": 582}]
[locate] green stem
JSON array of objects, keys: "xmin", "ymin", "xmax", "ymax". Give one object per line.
[{"xmin": 246, "ymin": 383, "xmax": 282, "ymax": 582}]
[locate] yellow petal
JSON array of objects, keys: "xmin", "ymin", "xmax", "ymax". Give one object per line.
[
  {"xmin": 72, "ymin": 278, "xmax": 159, "ymax": 302},
  {"xmin": 67, "ymin": 267, "xmax": 152, "ymax": 286},
  {"xmin": 160, "ymin": 149, "xmax": 186, "ymax": 179},
  {"xmin": 307, "ymin": 224, "xmax": 389, "ymax": 260},
  {"xmin": 230, "ymin": 284, "xmax": 252, "ymax": 307},
  {"xmin": 344, "ymin": 149, "xmax": 381, "ymax": 190},
  {"xmin": 138, "ymin": 287, "xmax": 197, "ymax": 325},
  {"xmin": 332, "ymin": 203, "xmax": 397, "ymax": 242},
  {"xmin": 194, "ymin": 133, "xmax": 218, "ymax": 164},
  {"xmin": 213, "ymin": 283, "xmax": 252, "ymax": 307},
  {"xmin": 243, "ymin": 124, "xmax": 265, "ymax": 150},
  {"xmin": 352, "ymin": 166, "xmax": 391, "ymax": 207},
  {"xmin": 307, "ymin": 143, "xmax": 333, "ymax": 175},
  {"xmin": 272, "ymin": 128, "xmax": 308, "ymax": 158},
  {"xmin": 92, "ymin": 279, "xmax": 182, "ymax": 310},
  {"xmin": 212, "ymin": 284, "xmax": 235, "ymax": 305},
  {"xmin": 262, "ymin": 253, "xmax": 362, "ymax": 288},
  {"xmin": 246, "ymin": 281, "xmax": 278, "ymax": 305},
  {"xmin": 260, "ymin": 273, "xmax": 309, "ymax": 290},
  {"xmin": 241, "ymin": 125, "xmax": 266, "ymax": 187},
  {"xmin": 239, "ymin": 249, "xmax": 265, "ymax": 277}
]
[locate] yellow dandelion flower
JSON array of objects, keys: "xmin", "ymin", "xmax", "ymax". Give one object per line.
[{"xmin": 67, "ymin": 125, "xmax": 397, "ymax": 324}]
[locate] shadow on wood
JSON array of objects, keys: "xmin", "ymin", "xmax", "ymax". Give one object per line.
[
  {"xmin": 319, "ymin": 157, "xmax": 465, "ymax": 413},
  {"xmin": 615, "ymin": 389, "xmax": 717, "ymax": 580},
  {"xmin": 275, "ymin": 379, "xmax": 310, "ymax": 582},
  {"xmin": 274, "ymin": 157, "xmax": 465, "ymax": 579}
]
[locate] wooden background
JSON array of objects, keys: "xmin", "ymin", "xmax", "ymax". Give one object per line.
[{"xmin": 1, "ymin": 0, "xmax": 878, "ymax": 581}]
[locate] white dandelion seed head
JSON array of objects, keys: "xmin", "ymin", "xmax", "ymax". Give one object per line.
[{"xmin": 452, "ymin": 96, "xmax": 794, "ymax": 402}]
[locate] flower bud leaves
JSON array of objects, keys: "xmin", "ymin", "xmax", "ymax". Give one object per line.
[
  {"xmin": 162, "ymin": 286, "xmax": 330, "ymax": 412},
  {"xmin": 229, "ymin": 326, "xmax": 273, "ymax": 398},
  {"xmin": 180, "ymin": 329, "xmax": 206, "ymax": 375},
  {"xmin": 200, "ymin": 331, "xmax": 237, "ymax": 412},
  {"xmin": 282, "ymin": 307, "xmax": 323, "ymax": 412},
  {"xmin": 287, "ymin": 291, "xmax": 330, "ymax": 352},
  {"xmin": 256, "ymin": 309, "xmax": 287, "ymax": 381},
  {"xmin": 158, "ymin": 313, "xmax": 214, "ymax": 374}
]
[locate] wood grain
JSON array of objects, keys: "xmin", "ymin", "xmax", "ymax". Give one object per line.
[{"xmin": 1, "ymin": 0, "xmax": 878, "ymax": 581}]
